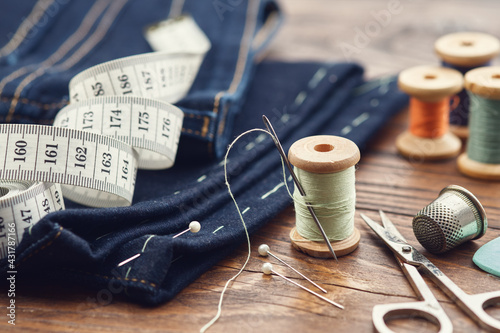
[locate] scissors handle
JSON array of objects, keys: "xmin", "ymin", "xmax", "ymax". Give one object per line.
[
  {"xmin": 420, "ymin": 263, "xmax": 500, "ymax": 332},
  {"xmin": 452, "ymin": 289, "xmax": 500, "ymax": 332},
  {"xmin": 372, "ymin": 301, "xmax": 453, "ymax": 333}
]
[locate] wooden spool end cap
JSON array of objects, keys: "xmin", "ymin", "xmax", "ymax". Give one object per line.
[
  {"xmin": 398, "ymin": 65, "xmax": 464, "ymax": 102},
  {"xmin": 457, "ymin": 153, "xmax": 500, "ymax": 180},
  {"xmin": 288, "ymin": 135, "xmax": 360, "ymax": 174},
  {"xmin": 396, "ymin": 131, "xmax": 461, "ymax": 160},
  {"xmin": 465, "ymin": 66, "xmax": 500, "ymax": 100},
  {"xmin": 449, "ymin": 125, "xmax": 469, "ymax": 140},
  {"xmin": 435, "ymin": 32, "xmax": 500, "ymax": 67},
  {"xmin": 290, "ymin": 226, "xmax": 360, "ymax": 258}
]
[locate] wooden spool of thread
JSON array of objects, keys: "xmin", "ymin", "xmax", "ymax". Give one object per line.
[
  {"xmin": 458, "ymin": 66, "xmax": 500, "ymax": 180},
  {"xmin": 396, "ymin": 65, "xmax": 463, "ymax": 160},
  {"xmin": 435, "ymin": 32, "xmax": 500, "ymax": 138},
  {"xmin": 288, "ymin": 135, "xmax": 361, "ymax": 258}
]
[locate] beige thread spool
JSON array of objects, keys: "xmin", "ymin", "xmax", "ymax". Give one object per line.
[
  {"xmin": 396, "ymin": 65, "xmax": 463, "ymax": 160},
  {"xmin": 288, "ymin": 135, "xmax": 361, "ymax": 258},
  {"xmin": 435, "ymin": 32, "xmax": 500, "ymax": 138}
]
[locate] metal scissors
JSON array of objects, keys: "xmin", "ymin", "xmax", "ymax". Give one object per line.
[{"xmin": 361, "ymin": 210, "xmax": 500, "ymax": 333}]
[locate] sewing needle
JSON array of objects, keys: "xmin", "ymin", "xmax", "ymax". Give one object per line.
[{"xmin": 262, "ymin": 115, "xmax": 338, "ymax": 261}]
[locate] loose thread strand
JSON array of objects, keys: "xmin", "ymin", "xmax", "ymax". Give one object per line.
[
  {"xmin": 200, "ymin": 128, "xmax": 274, "ymax": 333},
  {"xmin": 200, "ymin": 128, "xmax": 355, "ymax": 331}
]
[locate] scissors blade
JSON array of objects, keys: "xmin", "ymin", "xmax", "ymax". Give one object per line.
[
  {"xmin": 360, "ymin": 213, "xmax": 422, "ymax": 267},
  {"xmin": 378, "ymin": 210, "xmax": 407, "ymax": 243},
  {"xmin": 376, "ymin": 212, "xmax": 439, "ymax": 301}
]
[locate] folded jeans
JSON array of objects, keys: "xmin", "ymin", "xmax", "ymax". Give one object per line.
[{"xmin": 0, "ymin": 60, "xmax": 408, "ymax": 305}]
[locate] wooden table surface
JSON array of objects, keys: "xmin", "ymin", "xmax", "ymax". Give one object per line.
[{"xmin": 2, "ymin": 0, "xmax": 500, "ymax": 332}]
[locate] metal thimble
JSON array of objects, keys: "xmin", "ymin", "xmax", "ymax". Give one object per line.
[{"xmin": 412, "ymin": 185, "xmax": 487, "ymax": 254}]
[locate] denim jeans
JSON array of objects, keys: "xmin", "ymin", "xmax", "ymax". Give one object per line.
[
  {"xmin": 1, "ymin": 60, "xmax": 407, "ymax": 304},
  {"xmin": 0, "ymin": 0, "xmax": 281, "ymax": 160},
  {"xmin": 0, "ymin": 1, "xmax": 408, "ymax": 305}
]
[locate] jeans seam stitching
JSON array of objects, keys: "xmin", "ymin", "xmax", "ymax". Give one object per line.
[
  {"xmin": 5, "ymin": 0, "xmax": 127, "ymax": 123},
  {"xmin": 1, "ymin": 95, "xmax": 68, "ymax": 110},
  {"xmin": 66, "ymin": 269, "xmax": 158, "ymax": 288},
  {"xmin": 16, "ymin": 226, "xmax": 63, "ymax": 267},
  {"xmin": 211, "ymin": 0, "xmax": 259, "ymax": 148},
  {"xmin": 0, "ymin": 0, "xmax": 58, "ymax": 57}
]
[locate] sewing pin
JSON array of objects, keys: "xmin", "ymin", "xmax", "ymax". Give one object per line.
[
  {"xmin": 262, "ymin": 263, "xmax": 343, "ymax": 309},
  {"xmin": 118, "ymin": 253, "xmax": 141, "ymax": 267},
  {"xmin": 262, "ymin": 115, "xmax": 338, "ymax": 261},
  {"xmin": 172, "ymin": 221, "xmax": 201, "ymax": 238},
  {"xmin": 117, "ymin": 221, "xmax": 201, "ymax": 267},
  {"xmin": 258, "ymin": 244, "xmax": 327, "ymax": 293}
]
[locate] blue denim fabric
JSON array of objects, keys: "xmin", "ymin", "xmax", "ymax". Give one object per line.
[
  {"xmin": 1, "ymin": 60, "xmax": 408, "ymax": 305},
  {"xmin": 0, "ymin": 0, "xmax": 281, "ymax": 159}
]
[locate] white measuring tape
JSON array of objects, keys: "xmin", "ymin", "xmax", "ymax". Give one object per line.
[
  {"xmin": 0, "ymin": 181, "xmax": 64, "ymax": 259},
  {"xmin": 0, "ymin": 15, "xmax": 211, "ymax": 258}
]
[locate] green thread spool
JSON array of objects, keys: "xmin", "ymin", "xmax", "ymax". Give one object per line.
[
  {"xmin": 458, "ymin": 66, "xmax": 500, "ymax": 180},
  {"xmin": 288, "ymin": 135, "xmax": 361, "ymax": 258},
  {"xmin": 293, "ymin": 167, "xmax": 355, "ymax": 241}
]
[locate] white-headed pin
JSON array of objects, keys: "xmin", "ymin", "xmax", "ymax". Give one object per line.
[
  {"xmin": 118, "ymin": 221, "xmax": 202, "ymax": 267},
  {"xmin": 173, "ymin": 221, "xmax": 201, "ymax": 238},
  {"xmin": 262, "ymin": 263, "xmax": 343, "ymax": 309},
  {"xmin": 258, "ymin": 244, "xmax": 327, "ymax": 293}
]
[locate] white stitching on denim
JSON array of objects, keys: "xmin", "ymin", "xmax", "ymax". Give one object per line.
[
  {"xmin": 280, "ymin": 113, "xmax": 290, "ymax": 123},
  {"xmin": 125, "ymin": 266, "xmax": 132, "ymax": 279},
  {"xmin": 255, "ymin": 133, "xmax": 267, "ymax": 143},
  {"xmin": 352, "ymin": 112, "xmax": 370, "ymax": 127},
  {"xmin": 95, "ymin": 231, "xmax": 112, "ymax": 241},
  {"xmin": 141, "ymin": 235, "xmax": 156, "ymax": 252},
  {"xmin": 212, "ymin": 226, "xmax": 224, "ymax": 234},
  {"xmin": 308, "ymin": 67, "xmax": 327, "ymax": 89},
  {"xmin": 242, "ymin": 207, "xmax": 250, "ymax": 215},
  {"xmin": 197, "ymin": 175, "xmax": 207, "ymax": 182},
  {"xmin": 294, "ymin": 91, "xmax": 307, "ymax": 106},
  {"xmin": 261, "ymin": 182, "xmax": 285, "ymax": 199},
  {"xmin": 245, "ymin": 142, "xmax": 256, "ymax": 151},
  {"xmin": 341, "ymin": 125, "xmax": 352, "ymax": 135}
]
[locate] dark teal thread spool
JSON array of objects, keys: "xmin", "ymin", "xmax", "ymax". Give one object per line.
[{"xmin": 435, "ymin": 32, "xmax": 500, "ymax": 139}]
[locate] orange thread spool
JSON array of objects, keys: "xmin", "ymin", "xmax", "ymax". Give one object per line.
[
  {"xmin": 409, "ymin": 97, "xmax": 450, "ymax": 138},
  {"xmin": 396, "ymin": 65, "xmax": 463, "ymax": 160}
]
